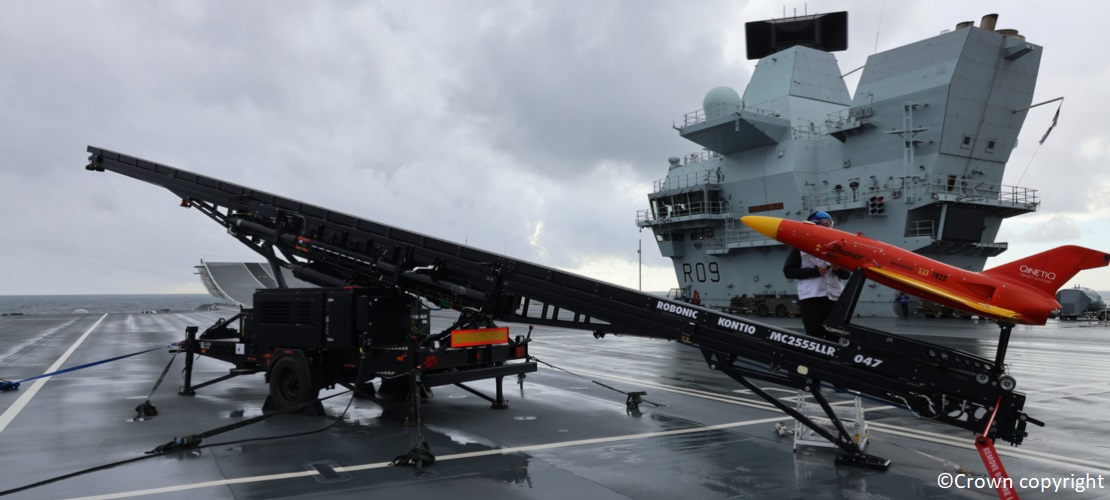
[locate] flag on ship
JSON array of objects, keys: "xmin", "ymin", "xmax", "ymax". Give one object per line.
[{"xmin": 1039, "ymin": 106, "xmax": 1060, "ymax": 144}]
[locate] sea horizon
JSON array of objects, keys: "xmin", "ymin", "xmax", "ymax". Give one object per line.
[{"xmin": 0, "ymin": 293, "xmax": 228, "ymax": 316}]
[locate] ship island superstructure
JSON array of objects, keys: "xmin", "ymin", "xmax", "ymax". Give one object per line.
[{"xmin": 637, "ymin": 12, "xmax": 1043, "ymax": 317}]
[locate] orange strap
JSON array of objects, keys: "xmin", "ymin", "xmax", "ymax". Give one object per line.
[{"xmin": 975, "ymin": 396, "xmax": 1020, "ymax": 500}]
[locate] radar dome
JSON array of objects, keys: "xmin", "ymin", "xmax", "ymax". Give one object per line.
[{"xmin": 703, "ymin": 87, "xmax": 741, "ymax": 119}]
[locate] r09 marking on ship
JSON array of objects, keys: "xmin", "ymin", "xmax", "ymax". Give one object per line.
[{"xmin": 683, "ymin": 262, "xmax": 720, "ymax": 283}]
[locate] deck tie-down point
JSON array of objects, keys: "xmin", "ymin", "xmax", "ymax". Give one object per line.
[{"xmin": 391, "ymin": 441, "xmax": 436, "ymax": 468}]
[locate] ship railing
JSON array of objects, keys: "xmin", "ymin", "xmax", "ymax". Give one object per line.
[
  {"xmin": 652, "ymin": 166, "xmax": 724, "ymax": 192},
  {"xmin": 681, "ymin": 103, "xmax": 780, "ymax": 127},
  {"xmin": 195, "ymin": 262, "xmax": 234, "ymax": 304},
  {"xmin": 924, "ymin": 179, "xmax": 1039, "ymax": 207},
  {"xmin": 825, "ymin": 103, "xmax": 874, "ymax": 128},
  {"xmin": 804, "ymin": 189, "xmax": 881, "ymax": 208},
  {"xmin": 906, "ymin": 219, "xmax": 936, "ymax": 238},
  {"xmin": 636, "ymin": 201, "xmax": 731, "ymax": 224},
  {"xmin": 678, "ymin": 150, "xmax": 722, "ymax": 165},
  {"xmin": 803, "ymin": 180, "xmax": 1038, "ymax": 210},
  {"xmin": 792, "ymin": 125, "xmax": 827, "ymax": 140},
  {"xmin": 794, "ymin": 105, "xmax": 876, "ymax": 140},
  {"xmin": 707, "ymin": 220, "xmax": 774, "ymax": 250}
]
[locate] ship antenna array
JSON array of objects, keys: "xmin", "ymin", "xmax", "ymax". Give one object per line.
[{"xmin": 782, "ymin": 4, "xmax": 809, "ymax": 19}]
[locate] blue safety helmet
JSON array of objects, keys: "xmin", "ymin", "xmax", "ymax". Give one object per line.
[{"xmin": 807, "ymin": 211, "xmax": 832, "ymax": 223}]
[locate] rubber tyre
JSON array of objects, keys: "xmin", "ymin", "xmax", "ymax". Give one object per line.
[
  {"xmin": 269, "ymin": 356, "xmax": 319, "ymax": 410},
  {"xmin": 757, "ymin": 304, "xmax": 770, "ymax": 317},
  {"xmin": 775, "ymin": 304, "xmax": 788, "ymax": 317}
]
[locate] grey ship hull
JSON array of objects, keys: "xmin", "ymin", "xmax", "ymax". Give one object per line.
[{"xmin": 639, "ymin": 15, "xmax": 1041, "ymax": 317}]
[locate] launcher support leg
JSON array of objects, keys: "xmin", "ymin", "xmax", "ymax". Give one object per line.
[
  {"xmin": 267, "ymin": 253, "xmax": 288, "ymax": 289},
  {"xmin": 808, "ymin": 387, "xmax": 858, "ymax": 449},
  {"xmin": 711, "ymin": 360, "xmax": 890, "ymax": 470},
  {"xmin": 405, "ymin": 371, "xmax": 423, "ymax": 427},
  {"xmin": 493, "ymin": 376, "xmax": 508, "ymax": 409},
  {"xmin": 454, "ymin": 378, "xmax": 510, "ymax": 409},
  {"xmin": 178, "ymin": 326, "xmax": 198, "ymax": 396},
  {"xmin": 806, "ymin": 387, "xmax": 887, "ymax": 468}
]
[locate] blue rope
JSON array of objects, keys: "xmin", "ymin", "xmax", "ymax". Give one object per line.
[{"xmin": 0, "ymin": 346, "xmax": 165, "ymax": 391}]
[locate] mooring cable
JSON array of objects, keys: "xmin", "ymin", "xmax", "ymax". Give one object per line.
[
  {"xmin": 0, "ymin": 390, "xmax": 357, "ymax": 497},
  {"xmin": 531, "ymin": 356, "xmax": 665, "ymax": 408},
  {"xmin": 0, "ymin": 345, "xmax": 167, "ymax": 392}
]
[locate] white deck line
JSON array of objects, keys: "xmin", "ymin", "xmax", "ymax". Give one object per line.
[
  {"xmin": 0, "ymin": 314, "xmax": 107, "ymax": 434},
  {"xmin": 68, "ymin": 416, "xmax": 788, "ymax": 500}
]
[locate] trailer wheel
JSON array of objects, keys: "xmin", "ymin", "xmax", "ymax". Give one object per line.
[
  {"xmin": 757, "ymin": 304, "xmax": 770, "ymax": 317},
  {"xmin": 775, "ymin": 304, "xmax": 788, "ymax": 317},
  {"xmin": 269, "ymin": 356, "xmax": 319, "ymax": 410}
]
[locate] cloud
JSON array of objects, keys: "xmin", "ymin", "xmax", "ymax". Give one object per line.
[
  {"xmin": 3, "ymin": 1, "xmax": 1110, "ymax": 295},
  {"xmin": 1003, "ymin": 215, "xmax": 1082, "ymax": 244}
]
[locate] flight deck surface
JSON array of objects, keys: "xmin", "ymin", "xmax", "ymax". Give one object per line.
[{"xmin": 1, "ymin": 309, "xmax": 1107, "ymax": 499}]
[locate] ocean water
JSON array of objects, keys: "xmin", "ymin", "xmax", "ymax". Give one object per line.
[{"xmin": 0, "ymin": 294, "xmax": 226, "ymax": 316}]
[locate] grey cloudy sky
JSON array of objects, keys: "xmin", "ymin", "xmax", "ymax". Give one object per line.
[{"xmin": 2, "ymin": 0, "xmax": 1108, "ymax": 296}]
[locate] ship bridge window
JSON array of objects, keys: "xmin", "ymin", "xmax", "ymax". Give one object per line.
[
  {"xmin": 961, "ymin": 135, "xmax": 972, "ymax": 149},
  {"xmin": 690, "ymin": 229, "xmax": 715, "ymax": 241},
  {"xmin": 986, "ymin": 138, "xmax": 997, "ymax": 153},
  {"xmin": 652, "ymin": 199, "xmax": 670, "ymax": 219}
]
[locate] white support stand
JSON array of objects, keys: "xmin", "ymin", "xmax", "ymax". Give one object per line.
[{"xmin": 793, "ymin": 390, "xmax": 869, "ymax": 452}]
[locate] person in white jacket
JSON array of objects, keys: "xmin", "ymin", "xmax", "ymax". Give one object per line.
[{"xmin": 782, "ymin": 211, "xmax": 850, "ymax": 340}]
